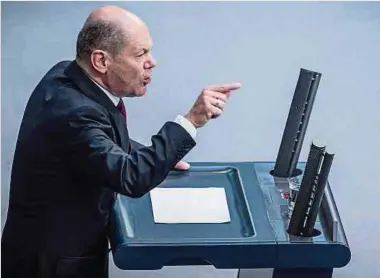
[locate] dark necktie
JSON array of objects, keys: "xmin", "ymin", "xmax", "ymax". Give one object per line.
[
  {"xmin": 117, "ymin": 99, "xmax": 127, "ymax": 123},
  {"xmin": 116, "ymin": 99, "xmax": 131, "ymax": 153}
]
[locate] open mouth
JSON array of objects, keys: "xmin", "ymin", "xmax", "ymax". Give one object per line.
[{"xmin": 143, "ymin": 77, "xmax": 151, "ymax": 86}]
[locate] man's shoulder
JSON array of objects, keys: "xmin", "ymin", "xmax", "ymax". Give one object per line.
[
  {"xmin": 37, "ymin": 60, "xmax": 108, "ymax": 119},
  {"xmin": 37, "ymin": 60, "xmax": 76, "ymax": 97},
  {"xmin": 41, "ymin": 60, "xmax": 72, "ymax": 83}
]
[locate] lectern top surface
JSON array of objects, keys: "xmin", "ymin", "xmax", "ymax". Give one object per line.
[{"xmin": 111, "ymin": 162, "xmax": 275, "ymax": 245}]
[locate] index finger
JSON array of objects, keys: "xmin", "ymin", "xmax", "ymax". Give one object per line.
[{"xmin": 206, "ymin": 83, "xmax": 242, "ymax": 92}]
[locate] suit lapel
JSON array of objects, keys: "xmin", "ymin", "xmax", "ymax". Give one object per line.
[
  {"xmin": 108, "ymin": 109, "xmax": 130, "ymax": 153},
  {"xmin": 65, "ymin": 60, "xmax": 130, "ymax": 152}
]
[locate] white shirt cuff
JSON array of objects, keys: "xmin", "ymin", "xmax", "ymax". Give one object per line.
[{"xmin": 173, "ymin": 115, "xmax": 197, "ymax": 140}]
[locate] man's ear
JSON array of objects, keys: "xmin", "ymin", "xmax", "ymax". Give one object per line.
[{"xmin": 90, "ymin": 50, "xmax": 109, "ymax": 74}]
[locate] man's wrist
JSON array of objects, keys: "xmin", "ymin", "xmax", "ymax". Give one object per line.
[
  {"xmin": 184, "ymin": 113, "xmax": 202, "ymax": 129},
  {"xmin": 173, "ymin": 115, "xmax": 197, "ymax": 139}
]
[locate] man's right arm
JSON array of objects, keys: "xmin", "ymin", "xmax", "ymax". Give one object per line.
[
  {"xmin": 62, "ymin": 82, "xmax": 241, "ymax": 197},
  {"xmin": 64, "ymin": 106, "xmax": 196, "ymax": 198}
]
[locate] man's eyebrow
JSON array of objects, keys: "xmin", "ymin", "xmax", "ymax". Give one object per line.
[
  {"xmin": 135, "ymin": 47, "xmax": 151, "ymax": 54},
  {"xmin": 145, "ymin": 44, "xmax": 153, "ymax": 52}
]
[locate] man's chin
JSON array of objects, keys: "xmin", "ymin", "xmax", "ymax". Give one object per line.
[
  {"xmin": 122, "ymin": 88, "xmax": 147, "ymax": 97},
  {"xmin": 136, "ymin": 86, "xmax": 148, "ymax": 96}
]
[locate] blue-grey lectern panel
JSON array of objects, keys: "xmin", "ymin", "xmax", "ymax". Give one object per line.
[
  {"xmin": 109, "ymin": 162, "xmax": 350, "ymax": 270},
  {"xmin": 109, "ymin": 162, "xmax": 276, "ymax": 270}
]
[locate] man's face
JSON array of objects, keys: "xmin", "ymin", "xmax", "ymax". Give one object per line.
[{"xmin": 106, "ymin": 25, "xmax": 156, "ymax": 97}]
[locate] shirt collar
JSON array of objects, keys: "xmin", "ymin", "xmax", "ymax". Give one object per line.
[
  {"xmin": 83, "ymin": 70, "xmax": 120, "ymax": 106},
  {"xmin": 93, "ymin": 82, "xmax": 120, "ymax": 106}
]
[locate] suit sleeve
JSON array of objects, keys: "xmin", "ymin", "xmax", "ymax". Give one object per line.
[
  {"xmin": 64, "ymin": 106, "xmax": 196, "ymax": 198},
  {"xmin": 129, "ymin": 139, "xmax": 145, "ymax": 151}
]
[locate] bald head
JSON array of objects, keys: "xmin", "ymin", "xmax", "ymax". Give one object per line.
[
  {"xmin": 88, "ymin": 5, "xmax": 144, "ymax": 28},
  {"xmin": 76, "ymin": 5, "xmax": 145, "ymax": 63}
]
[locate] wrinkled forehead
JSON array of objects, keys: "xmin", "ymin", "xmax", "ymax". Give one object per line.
[{"xmin": 125, "ymin": 24, "xmax": 153, "ymax": 52}]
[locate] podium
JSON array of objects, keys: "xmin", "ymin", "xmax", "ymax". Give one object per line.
[{"xmin": 108, "ymin": 69, "xmax": 351, "ymax": 277}]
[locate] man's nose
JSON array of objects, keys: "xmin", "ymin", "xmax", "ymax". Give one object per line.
[{"xmin": 145, "ymin": 55, "xmax": 157, "ymax": 69}]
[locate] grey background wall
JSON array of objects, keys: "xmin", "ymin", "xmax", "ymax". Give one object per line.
[{"xmin": 2, "ymin": 1, "xmax": 379, "ymax": 277}]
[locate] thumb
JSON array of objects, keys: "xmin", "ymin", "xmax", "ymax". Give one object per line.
[{"xmin": 174, "ymin": 160, "xmax": 190, "ymax": 171}]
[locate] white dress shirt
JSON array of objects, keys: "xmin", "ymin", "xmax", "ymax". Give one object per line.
[{"xmin": 93, "ymin": 81, "xmax": 197, "ymax": 140}]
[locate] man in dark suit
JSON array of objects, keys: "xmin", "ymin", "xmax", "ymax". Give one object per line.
[{"xmin": 1, "ymin": 5, "xmax": 241, "ymax": 278}]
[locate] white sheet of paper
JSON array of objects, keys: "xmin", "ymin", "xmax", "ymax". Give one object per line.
[{"xmin": 150, "ymin": 187, "xmax": 231, "ymax": 224}]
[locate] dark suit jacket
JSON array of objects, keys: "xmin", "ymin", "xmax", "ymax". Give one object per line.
[{"xmin": 1, "ymin": 60, "xmax": 196, "ymax": 278}]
